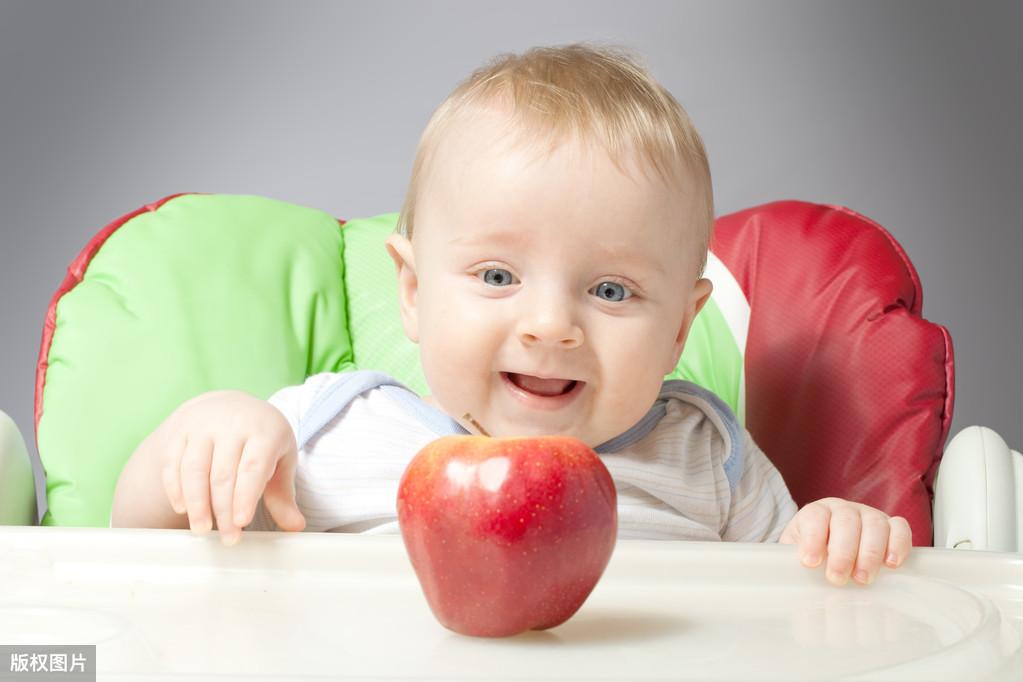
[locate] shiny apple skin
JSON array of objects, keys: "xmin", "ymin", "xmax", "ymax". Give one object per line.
[{"xmin": 397, "ymin": 435, "xmax": 618, "ymax": 637}]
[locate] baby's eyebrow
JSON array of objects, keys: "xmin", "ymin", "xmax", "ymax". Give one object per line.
[
  {"xmin": 447, "ymin": 230, "xmax": 530, "ymax": 248},
  {"xmin": 592, "ymin": 245, "xmax": 666, "ymax": 275}
]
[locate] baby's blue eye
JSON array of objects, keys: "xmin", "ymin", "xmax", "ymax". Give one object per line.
[
  {"xmin": 591, "ymin": 281, "xmax": 631, "ymax": 302},
  {"xmin": 480, "ymin": 268, "xmax": 515, "ymax": 286}
]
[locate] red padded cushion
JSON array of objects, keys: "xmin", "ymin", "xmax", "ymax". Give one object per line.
[{"xmin": 711, "ymin": 201, "xmax": 955, "ymax": 545}]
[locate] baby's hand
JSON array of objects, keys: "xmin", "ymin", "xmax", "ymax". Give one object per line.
[
  {"xmin": 150, "ymin": 390, "xmax": 306, "ymax": 544},
  {"xmin": 779, "ymin": 498, "xmax": 912, "ymax": 586}
]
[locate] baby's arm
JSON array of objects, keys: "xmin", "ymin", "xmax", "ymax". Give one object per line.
[
  {"xmin": 111, "ymin": 390, "xmax": 305, "ymax": 544},
  {"xmin": 779, "ymin": 498, "xmax": 912, "ymax": 586}
]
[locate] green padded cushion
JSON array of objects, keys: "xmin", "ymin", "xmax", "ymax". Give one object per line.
[
  {"xmin": 39, "ymin": 194, "xmax": 352, "ymax": 525},
  {"xmin": 341, "ymin": 213, "xmax": 428, "ymax": 395},
  {"xmin": 38, "ymin": 193, "xmax": 745, "ymax": 526}
]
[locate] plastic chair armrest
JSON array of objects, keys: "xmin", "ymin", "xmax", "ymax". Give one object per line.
[
  {"xmin": 933, "ymin": 425, "xmax": 1022, "ymax": 551},
  {"xmin": 0, "ymin": 409, "xmax": 37, "ymax": 525}
]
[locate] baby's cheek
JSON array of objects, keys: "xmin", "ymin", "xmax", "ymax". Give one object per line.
[
  {"xmin": 420, "ymin": 334, "xmax": 480, "ymax": 408},
  {"xmin": 420, "ymin": 342, "xmax": 459, "ymax": 392},
  {"xmin": 604, "ymin": 368, "xmax": 664, "ymax": 430},
  {"xmin": 582, "ymin": 395, "xmax": 647, "ymax": 449}
]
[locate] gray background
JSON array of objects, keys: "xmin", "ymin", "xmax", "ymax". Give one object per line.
[{"xmin": 1, "ymin": 0, "xmax": 1020, "ymax": 520}]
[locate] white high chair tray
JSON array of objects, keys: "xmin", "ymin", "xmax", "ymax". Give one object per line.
[{"xmin": 0, "ymin": 527, "xmax": 1020, "ymax": 681}]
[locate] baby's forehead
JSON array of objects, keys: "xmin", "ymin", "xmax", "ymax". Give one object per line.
[
  {"xmin": 428, "ymin": 138, "xmax": 685, "ymax": 241},
  {"xmin": 424, "ymin": 183, "xmax": 697, "ymax": 272}
]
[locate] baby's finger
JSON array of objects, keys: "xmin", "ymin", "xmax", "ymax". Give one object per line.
[
  {"xmin": 885, "ymin": 516, "xmax": 913, "ymax": 568},
  {"xmin": 794, "ymin": 502, "xmax": 831, "ymax": 568},
  {"xmin": 825, "ymin": 507, "xmax": 862, "ymax": 586},
  {"xmin": 852, "ymin": 511, "xmax": 891, "ymax": 585},
  {"xmin": 209, "ymin": 438, "xmax": 244, "ymax": 546},
  {"xmin": 263, "ymin": 450, "xmax": 306, "ymax": 532},
  {"xmin": 160, "ymin": 435, "xmax": 187, "ymax": 515},
  {"xmin": 180, "ymin": 436, "xmax": 214, "ymax": 533},
  {"xmin": 232, "ymin": 438, "xmax": 277, "ymax": 528}
]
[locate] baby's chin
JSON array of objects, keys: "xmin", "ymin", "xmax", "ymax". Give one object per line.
[
  {"xmin": 421, "ymin": 394, "xmax": 613, "ymax": 447},
  {"xmin": 476, "ymin": 419, "xmax": 611, "ymax": 449}
]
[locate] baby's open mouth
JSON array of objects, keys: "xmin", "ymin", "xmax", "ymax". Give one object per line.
[{"xmin": 503, "ymin": 372, "xmax": 579, "ymax": 397}]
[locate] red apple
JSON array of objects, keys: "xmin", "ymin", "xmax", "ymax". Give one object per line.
[{"xmin": 397, "ymin": 434, "xmax": 617, "ymax": 637}]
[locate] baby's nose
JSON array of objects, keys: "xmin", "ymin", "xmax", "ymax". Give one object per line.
[
  {"xmin": 516, "ymin": 310, "xmax": 583, "ymax": 349},
  {"xmin": 519, "ymin": 329, "xmax": 583, "ymax": 349}
]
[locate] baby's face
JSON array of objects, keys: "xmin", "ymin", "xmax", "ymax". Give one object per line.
[{"xmin": 388, "ymin": 111, "xmax": 712, "ymax": 447}]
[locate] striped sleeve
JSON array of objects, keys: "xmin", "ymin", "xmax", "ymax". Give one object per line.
[{"xmin": 721, "ymin": 428, "xmax": 798, "ymax": 542}]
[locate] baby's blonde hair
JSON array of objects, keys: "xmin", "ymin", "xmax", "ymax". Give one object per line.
[{"xmin": 397, "ymin": 42, "xmax": 714, "ymax": 278}]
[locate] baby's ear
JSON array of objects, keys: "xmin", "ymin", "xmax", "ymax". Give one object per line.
[
  {"xmin": 666, "ymin": 277, "xmax": 713, "ymax": 374},
  {"xmin": 385, "ymin": 234, "xmax": 419, "ymax": 343}
]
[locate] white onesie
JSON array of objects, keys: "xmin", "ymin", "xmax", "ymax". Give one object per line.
[{"xmin": 247, "ymin": 370, "xmax": 797, "ymax": 541}]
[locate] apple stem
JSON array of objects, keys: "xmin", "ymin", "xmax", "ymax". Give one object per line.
[{"xmin": 461, "ymin": 413, "xmax": 491, "ymax": 437}]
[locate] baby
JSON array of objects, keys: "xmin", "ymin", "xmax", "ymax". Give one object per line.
[{"xmin": 112, "ymin": 43, "xmax": 911, "ymax": 587}]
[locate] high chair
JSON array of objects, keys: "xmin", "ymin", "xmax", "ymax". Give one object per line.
[
  {"xmin": 2, "ymin": 194, "xmax": 1022, "ymax": 681},
  {"xmin": 0, "ymin": 193, "xmax": 1020, "ymax": 551}
]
